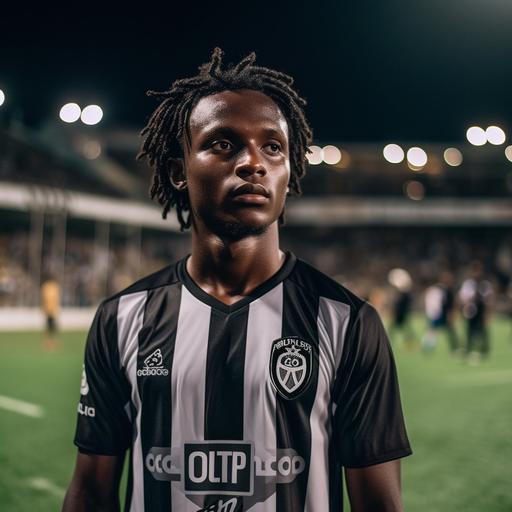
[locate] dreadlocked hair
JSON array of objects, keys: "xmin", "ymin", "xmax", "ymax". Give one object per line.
[{"xmin": 136, "ymin": 47, "xmax": 314, "ymax": 231}]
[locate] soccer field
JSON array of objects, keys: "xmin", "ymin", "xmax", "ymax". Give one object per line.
[{"xmin": 0, "ymin": 316, "xmax": 511, "ymax": 511}]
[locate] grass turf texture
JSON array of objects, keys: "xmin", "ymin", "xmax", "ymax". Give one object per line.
[{"xmin": 0, "ymin": 315, "xmax": 511, "ymax": 511}]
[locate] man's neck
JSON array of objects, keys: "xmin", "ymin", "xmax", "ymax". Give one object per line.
[{"xmin": 186, "ymin": 222, "xmax": 285, "ymax": 306}]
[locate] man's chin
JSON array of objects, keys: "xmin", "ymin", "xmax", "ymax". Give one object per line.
[{"xmin": 205, "ymin": 217, "xmax": 271, "ymax": 241}]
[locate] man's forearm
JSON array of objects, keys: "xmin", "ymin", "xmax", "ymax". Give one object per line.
[{"xmin": 62, "ymin": 482, "xmax": 120, "ymax": 512}]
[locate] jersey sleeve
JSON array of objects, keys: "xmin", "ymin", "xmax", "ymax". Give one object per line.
[
  {"xmin": 331, "ymin": 301, "xmax": 412, "ymax": 468},
  {"xmin": 73, "ymin": 299, "xmax": 132, "ymax": 455}
]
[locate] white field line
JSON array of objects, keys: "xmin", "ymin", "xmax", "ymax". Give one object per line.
[
  {"xmin": 27, "ymin": 477, "xmax": 65, "ymax": 498},
  {"xmin": 0, "ymin": 394, "xmax": 44, "ymax": 417},
  {"xmin": 446, "ymin": 369, "xmax": 512, "ymax": 387}
]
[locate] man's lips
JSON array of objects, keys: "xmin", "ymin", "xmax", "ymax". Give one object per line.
[
  {"xmin": 231, "ymin": 193, "xmax": 269, "ymax": 204},
  {"xmin": 229, "ymin": 183, "xmax": 270, "ymax": 205}
]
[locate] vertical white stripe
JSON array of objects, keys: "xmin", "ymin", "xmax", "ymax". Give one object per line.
[
  {"xmin": 117, "ymin": 291, "xmax": 148, "ymax": 512},
  {"xmin": 244, "ymin": 283, "xmax": 283, "ymax": 512},
  {"xmin": 171, "ymin": 286, "xmax": 212, "ymax": 511},
  {"xmin": 305, "ymin": 297, "xmax": 350, "ymax": 512}
]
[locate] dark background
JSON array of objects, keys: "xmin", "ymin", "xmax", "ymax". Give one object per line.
[{"xmin": 1, "ymin": 0, "xmax": 512, "ymax": 141}]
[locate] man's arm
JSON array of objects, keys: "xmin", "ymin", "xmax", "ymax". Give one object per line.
[
  {"xmin": 345, "ymin": 459, "xmax": 403, "ymax": 512},
  {"xmin": 62, "ymin": 451, "xmax": 125, "ymax": 512}
]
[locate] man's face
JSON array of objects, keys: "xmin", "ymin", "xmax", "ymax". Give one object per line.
[{"xmin": 180, "ymin": 88, "xmax": 291, "ymax": 240}]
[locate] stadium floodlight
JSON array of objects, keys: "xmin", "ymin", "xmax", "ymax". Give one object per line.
[
  {"xmin": 59, "ymin": 103, "xmax": 81, "ymax": 123},
  {"xmin": 406, "ymin": 147, "xmax": 428, "ymax": 167},
  {"xmin": 466, "ymin": 126, "xmax": 486, "ymax": 146},
  {"xmin": 383, "ymin": 143, "xmax": 405, "ymax": 164},
  {"xmin": 81, "ymin": 105, "xmax": 103, "ymax": 125},
  {"xmin": 0, "ymin": 89, "xmax": 5, "ymax": 106},
  {"xmin": 322, "ymin": 145, "xmax": 342, "ymax": 165},
  {"xmin": 444, "ymin": 147, "xmax": 463, "ymax": 167},
  {"xmin": 486, "ymin": 126, "xmax": 506, "ymax": 145},
  {"xmin": 306, "ymin": 145, "xmax": 323, "ymax": 165},
  {"xmin": 505, "ymin": 145, "xmax": 512, "ymax": 163}
]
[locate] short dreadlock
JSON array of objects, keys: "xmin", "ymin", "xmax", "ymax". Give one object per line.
[{"xmin": 136, "ymin": 47, "xmax": 313, "ymax": 231}]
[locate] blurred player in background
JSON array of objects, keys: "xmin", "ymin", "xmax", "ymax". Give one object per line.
[
  {"xmin": 40, "ymin": 273, "xmax": 61, "ymax": 350},
  {"xmin": 458, "ymin": 260, "xmax": 494, "ymax": 365},
  {"xmin": 421, "ymin": 270, "xmax": 459, "ymax": 355},
  {"xmin": 388, "ymin": 268, "xmax": 416, "ymax": 350}
]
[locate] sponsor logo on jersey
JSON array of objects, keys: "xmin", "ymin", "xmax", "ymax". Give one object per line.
[
  {"xmin": 184, "ymin": 442, "xmax": 253, "ymax": 496},
  {"xmin": 137, "ymin": 348, "xmax": 169, "ymax": 377},
  {"xmin": 80, "ymin": 365, "xmax": 89, "ymax": 396},
  {"xmin": 145, "ymin": 444, "xmax": 305, "ymax": 490},
  {"xmin": 145, "ymin": 447, "xmax": 180, "ymax": 481},
  {"xmin": 269, "ymin": 336, "xmax": 314, "ymax": 399},
  {"xmin": 196, "ymin": 497, "xmax": 239, "ymax": 512}
]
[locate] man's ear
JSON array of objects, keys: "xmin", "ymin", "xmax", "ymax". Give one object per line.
[{"xmin": 168, "ymin": 157, "xmax": 187, "ymax": 190}]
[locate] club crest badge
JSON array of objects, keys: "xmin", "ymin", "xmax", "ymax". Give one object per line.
[{"xmin": 270, "ymin": 336, "xmax": 314, "ymax": 400}]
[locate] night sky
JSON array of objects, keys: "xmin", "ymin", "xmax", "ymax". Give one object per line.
[{"xmin": 1, "ymin": 1, "xmax": 512, "ymax": 143}]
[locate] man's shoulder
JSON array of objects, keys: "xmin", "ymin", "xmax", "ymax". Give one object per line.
[
  {"xmin": 101, "ymin": 259, "xmax": 183, "ymax": 308},
  {"xmin": 290, "ymin": 255, "xmax": 366, "ymax": 312}
]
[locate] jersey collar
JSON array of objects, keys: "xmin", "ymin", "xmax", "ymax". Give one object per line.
[{"xmin": 178, "ymin": 250, "xmax": 297, "ymax": 314}]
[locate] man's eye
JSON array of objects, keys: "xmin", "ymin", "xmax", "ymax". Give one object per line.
[
  {"xmin": 211, "ymin": 141, "xmax": 232, "ymax": 151},
  {"xmin": 267, "ymin": 143, "xmax": 282, "ymax": 153}
]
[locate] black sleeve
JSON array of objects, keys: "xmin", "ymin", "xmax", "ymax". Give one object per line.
[
  {"xmin": 73, "ymin": 299, "xmax": 132, "ymax": 455},
  {"xmin": 332, "ymin": 302, "xmax": 413, "ymax": 468}
]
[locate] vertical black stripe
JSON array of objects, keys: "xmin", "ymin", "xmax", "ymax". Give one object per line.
[
  {"xmin": 138, "ymin": 284, "xmax": 182, "ymax": 512},
  {"xmin": 276, "ymin": 280, "xmax": 320, "ymax": 511},
  {"xmin": 203, "ymin": 307, "xmax": 249, "ymax": 510}
]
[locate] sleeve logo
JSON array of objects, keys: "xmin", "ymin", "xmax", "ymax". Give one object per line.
[
  {"xmin": 80, "ymin": 365, "xmax": 89, "ymax": 396},
  {"xmin": 269, "ymin": 337, "xmax": 314, "ymax": 400}
]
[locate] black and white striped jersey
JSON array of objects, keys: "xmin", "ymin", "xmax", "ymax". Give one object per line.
[{"xmin": 74, "ymin": 250, "xmax": 412, "ymax": 512}]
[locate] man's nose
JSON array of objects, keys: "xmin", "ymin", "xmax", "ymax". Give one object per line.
[{"xmin": 234, "ymin": 145, "xmax": 267, "ymax": 179}]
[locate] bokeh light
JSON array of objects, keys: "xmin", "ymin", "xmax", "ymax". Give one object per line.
[
  {"xmin": 404, "ymin": 180, "xmax": 425, "ymax": 200},
  {"xmin": 383, "ymin": 143, "xmax": 405, "ymax": 164},
  {"xmin": 466, "ymin": 126, "xmax": 486, "ymax": 146},
  {"xmin": 406, "ymin": 147, "xmax": 428, "ymax": 167},
  {"xmin": 82, "ymin": 140, "xmax": 102, "ymax": 160},
  {"xmin": 486, "ymin": 126, "xmax": 506, "ymax": 145},
  {"xmin": 81, "ymin": 105, "xmax": 103, "ymax": 125},
  {"xmin": 0, "ymin": 89, "xmax": 5, "ymax": 106},
  {"xmin": 388, "ymin": 268, "xmax": 412, "ymax": 292},
  {"xmin": 322, "ymin": 145, "xmax": 342, "ymax": 165},
  {"xmin": 306, "ymin": 145, "xmax": 323, "ymax": 165},
  {"xmin": 444, "ymin": 147, "xmax": 463, "ymax": 167},
  {"xmin": 505, "ymin": 145, "xmax": 512, "ymax": 163},
  {"xmin": 59, "ymin": 103, "xmax": 81, "ymax": 123}
]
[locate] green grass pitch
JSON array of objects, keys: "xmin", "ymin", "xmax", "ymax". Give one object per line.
[{"xmin": 0, "ymin": 315, "xmax": 511, "ymax": 511}]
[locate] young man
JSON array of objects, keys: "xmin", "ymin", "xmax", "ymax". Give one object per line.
[{"xmin": 63, "ymin": 47, "xmax": 412, "ymax": 512}]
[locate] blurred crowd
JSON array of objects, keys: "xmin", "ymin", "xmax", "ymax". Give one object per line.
[{"xmin": 1, "ymin": 226, "xmax": 511, "ymax": 312}]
